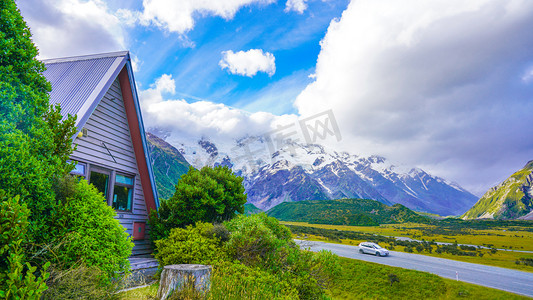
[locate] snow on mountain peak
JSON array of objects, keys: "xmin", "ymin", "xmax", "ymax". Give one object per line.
[{"xmin": 161, "ymin": 133, "xmax": 477, "ymax": 215}]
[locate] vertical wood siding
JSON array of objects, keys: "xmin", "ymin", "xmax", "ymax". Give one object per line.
[{"xmin": 71, "ymin": 78, "xmax": 151, "ymax": 256}]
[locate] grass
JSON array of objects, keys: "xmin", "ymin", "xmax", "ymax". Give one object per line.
[
  {"xmin": 286, "ymin": 221, "xmax": 533, "ymax": 272},
  {"xmin": 118, "ymin": 283, "xmax": 158, "ymax": 300},
  {"xmin": 328, "ymin": 257, "xmax": 529, "ymax": 299},
  {"xmin": 119, "ymin": 258, "xmax": 529, "ymax": 300}
]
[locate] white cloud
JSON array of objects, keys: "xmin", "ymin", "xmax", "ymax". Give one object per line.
[
  {"xmin": 522, "ymin": 66, "xmax": 533, "ymax": 83},
  {"xmin": 219, "ymin": 49, "xmax": 276, "ymax": 77},
  {"xmin": 295, "ymin": 0, "xmax": 533, "ymax": 195},
  {"xmin": 285, "ymin": 0, "xmax": 307, "ymax": 14},
  {"xmin": 124, "ymin": 0, "xmax": 275, "ymax": 34},
  {"xmin": 19, "ymin": 0, "xmax": 126, "ymax": 59},
  {"xmin": 139, "ymin": 74, "xmax": 296, "ymax": 142},
  {"xmin": 131, "ymin": 54, "xmax": 142, "ymax": 72},
  {"xmin": 153, "ymin": 74, "xmax": 176, "ymax": 94}
]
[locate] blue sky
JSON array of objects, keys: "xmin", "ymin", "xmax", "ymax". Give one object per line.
[{"xmin": 18, "ymin": 0, "xmax": 533, "ymax": 195}]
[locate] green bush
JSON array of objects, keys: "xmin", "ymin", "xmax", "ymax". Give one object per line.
[
  {"xmin": 149, "ymin": 166, "xmax": 247, "ymax": 244},
  {"xmin": 208, "ymin": 261, "xmax": 298, "ymax": 299},
  {"xmin": 224, "ymin": 213, "xmax": 293, "ymax": 266},
  {"xmin": 154, "ymin": 222, "xmax": 225, "ymax": 267},
  {"xmin": 207, "ymin": 223, "xmax": 231, "ymax": 243},
  {"xmin": 224, "ymin": 214, "xmax": 340, "ymax": 299},
  {"xmin": 0, "ymin": 191, "xmax": 50, "ymax": 299},
  {"xmin": 49, "ymin": 177, "xmax": 133, "ymax": 279}
]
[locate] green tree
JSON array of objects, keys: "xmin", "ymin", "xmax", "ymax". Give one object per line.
[
  {"xmin": 0, "ymin": 0, "xmax": 77, "ymax": 246},
  {"xmin": 149, "ymin": 166, "xmax": 247, "ymax": 243},
  {"xmin": 0, "ymin": 191, "xmax": 50, "ymax": 299}
]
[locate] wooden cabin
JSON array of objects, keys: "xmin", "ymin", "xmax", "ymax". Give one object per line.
[{"xmin": 42, "ymin": 51, "xmax": 159, "ymax": 256}]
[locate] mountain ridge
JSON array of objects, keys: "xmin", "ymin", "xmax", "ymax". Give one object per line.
[
  {"xmin": 462, "ymin": 160, "xmax": 533, "ymax": 220},
  {"xmin": 160, "ymin": 134, "xmax": 477, "ymax": 215},
  {"xmin": 146, "ymin": 132, "xmax": 191, "ymax": 200}
]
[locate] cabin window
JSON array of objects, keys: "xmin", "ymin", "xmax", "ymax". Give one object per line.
[
  {"xmin": 112, "ymin": 174, "xmax": 134, "ymax": 211},
  {"xmin": 69, "ymin": 161, "xmax": 87, "ymax": 177},
  {"xmin": 90, "ymin": 170, "xmax": 110, "ymax": 199}
]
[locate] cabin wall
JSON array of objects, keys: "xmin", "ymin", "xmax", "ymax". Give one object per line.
[{"xmin": 70, "ymin": 78, "xmax": 151, "ymax": 256}]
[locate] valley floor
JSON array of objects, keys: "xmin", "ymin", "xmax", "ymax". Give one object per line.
[{"xmin": 285, "ymin": 221, "xmax": 533, "ymax": 272}]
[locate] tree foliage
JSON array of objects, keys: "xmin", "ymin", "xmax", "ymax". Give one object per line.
[
  {"xmin": 0, "ymin": 0, "xmax": 77, "ymax": 246},
  {"xmin": 47, "ymin": 176, "xmax": 133, "ymax": 279},
  {"xmin": 0, "ymin": 191, "xmax": 50, "ymax": 299},
  {"xmin": 149, "ymin": 166, "xmax": 247, "ymax": 243},
  {"xmin": 154, "ymin": 222, "xmax": 225, "ymax": 267}
]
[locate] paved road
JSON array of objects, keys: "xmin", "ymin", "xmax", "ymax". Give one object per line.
[{"xmin": 296, "ymin": 240, "xmax": 533, "ymax": 298}]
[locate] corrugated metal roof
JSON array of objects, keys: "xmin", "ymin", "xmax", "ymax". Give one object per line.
[{"xmin": 42, "ymin": 51, "xmax": 128, "ymax": 128}]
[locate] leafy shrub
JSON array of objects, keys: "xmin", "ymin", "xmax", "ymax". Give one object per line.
[
  {"xmin": 42, "ymin": 263, "xmax": 117, "ymax": 300},
  {"xmin": 154, "ymin": 222, "xmax": 225, "ymax": 267},
  {"xmin": 224, "ymin": 213, "xmax": 293, "ymax": 266},
  {"xmin": 225, "ymin": 214, "xmax": 340, "ymax": 299},
  {"xmin": 49, "ymin": 177, "xmax": 133, "ymax": 279},
  {"xmin": 207, "ymin": 223, "xmax": 231, "ymax": 243},
  {"xmin": 516, "ymin": 257, "xmax": 533, "ymax": 267},
  {"xmin": 278, "ymin": 249, "xmax": 341, "ymax": 300},
  {"xmin": 207, "ymin": 261, "xmax": 298, "ymax": 300},
  {"xmin": 0, "ymin": 191, "xmax": 50, "ymax": 299},
  {"xmin": 149, "ymin": 166, "xmax": 247, "ymax": 244}
]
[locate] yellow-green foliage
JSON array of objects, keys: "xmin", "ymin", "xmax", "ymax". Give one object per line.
[
  {"xmin": 225, "ymin": 214, "xmax": 340, "ymax": 299},
  {"xmin": 208, "ymin": 261, "xmax": 299, "ymax": 299},
  {"xmin": 155, "ymin": 222, "xmax": 225, "ymax": 267},
  {"xmin": 224, "ymin": 213, "xmax": 293, "ymax": 266},
  {"xmin": 52, "ymin": 178, "xmax": 133, "ymax": 279},
  {"xmin": 153, "ymin": 215, "xmax": 340, "ymax": 299}
]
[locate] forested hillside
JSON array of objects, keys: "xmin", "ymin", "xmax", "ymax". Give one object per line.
[{"xmin": 267, "ymin": 198, "xmax": 429, "ymax": 226}]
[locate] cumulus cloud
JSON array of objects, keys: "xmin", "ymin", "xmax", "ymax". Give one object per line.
[
  {"xmin": 285, "ymin": 0, "xmax": 307, "ymax": 14},
  {"xmin": 121, "ymin": 0, "xmax": 275, "ymax": 34},
  {"xmin": 139, "ymin": 74, "xmax": 296, "ymax": 143},
  {"xmin": 219, "ymin": 49, "xmax": 276, "ymax": 77},
  {"xmin": 18, "ymin": 0, "xmax": 125, "ymax": 59},
  {"xmin": 295, "ymin": 0, "xmax": 533, "ymax": 194}
]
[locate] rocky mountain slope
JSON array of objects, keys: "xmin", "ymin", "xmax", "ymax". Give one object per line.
[
  {"xmin": 166, "ymin": 135, "xmax": 477, "ymax": 216},
  {"xmin": 267, "ymin": 198, "xmax": 430, "ymax": 226},
  {"xmin": 146, "ymin": 132, "xmax": 190, "ymax": 200},
  {"xmin": 462, "ymin": 161, "xmax": 533, "ymax": 220}
]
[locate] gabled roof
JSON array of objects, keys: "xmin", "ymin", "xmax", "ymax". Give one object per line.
[
  {"xmin": 42, "ymin": 51, "xmax": 159, "ymax": 210},
  {"xmin": 43, "ymin": 51, "xmax": 129, "ymax": 128}
]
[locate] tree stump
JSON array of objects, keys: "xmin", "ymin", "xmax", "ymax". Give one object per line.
[{"xmin": 157, "ymin": 264, "xmax": 212, "ymax": 300}]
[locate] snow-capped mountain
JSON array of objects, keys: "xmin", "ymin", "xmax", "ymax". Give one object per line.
[{"xmin": 167, "ymin": 135, "xmax": 477, "ymax": 216}]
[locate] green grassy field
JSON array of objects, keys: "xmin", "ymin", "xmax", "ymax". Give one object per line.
[
  {"xmin": 285, "ymin": 221, "xmax": 533, "ymax": 272},
  {"xmin": 328, "ymin": 257, "xmax": 529, "ymax": 299},
  {"xmin": 119, "ymin": 257, "xmax": 529, "ymax": 300}
]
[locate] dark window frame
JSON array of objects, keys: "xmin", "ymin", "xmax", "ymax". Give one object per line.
[{"xmin": 112, "ymin": 173, "xmax": 135, "ymax": 212}]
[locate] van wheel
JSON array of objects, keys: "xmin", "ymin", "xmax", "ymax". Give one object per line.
[
  {"xmin": 376, "ymin": 252, "xmax": 380, "ymax": 256},
  {"xmin": 359, "ymin": 249, "xmax": 364, "ymax": 254}
]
